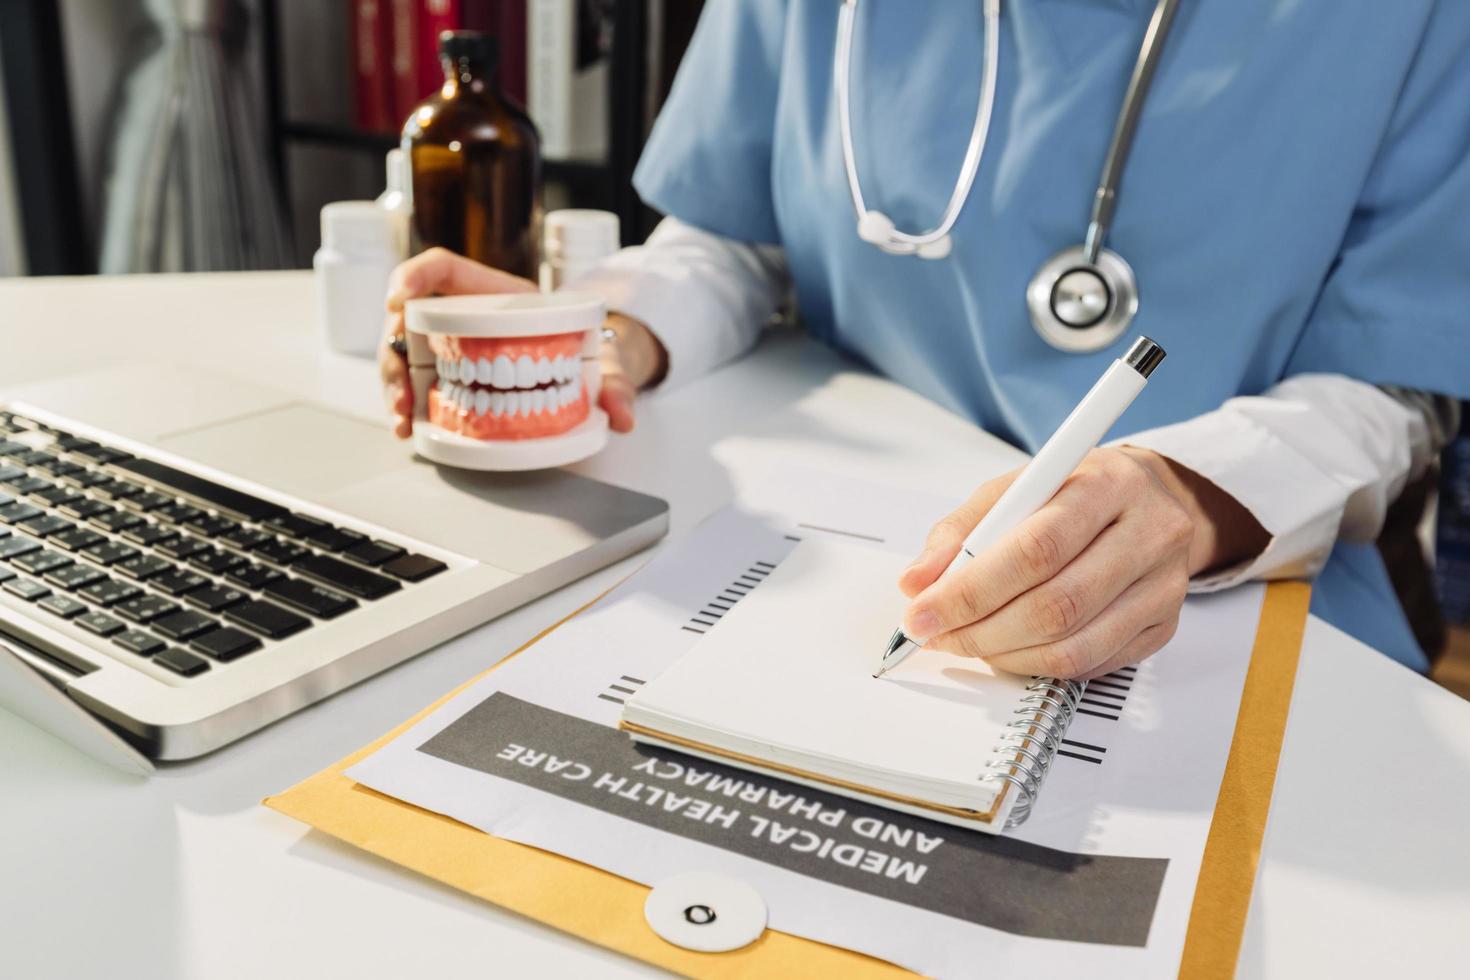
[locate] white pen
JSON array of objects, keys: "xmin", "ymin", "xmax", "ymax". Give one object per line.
[{"xmin": 874, "ymin": 336, "xmax": 1167, "ymax": 677}]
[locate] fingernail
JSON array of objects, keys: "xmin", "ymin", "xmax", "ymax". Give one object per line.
[{"xmin": 906, "ymin": 609, "xmax": 940, "ymax": 642}]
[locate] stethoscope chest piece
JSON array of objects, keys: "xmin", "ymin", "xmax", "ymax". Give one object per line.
[{"xmin": 1026, "ymin": 245, "xmax": 1138, "ymax": 353}]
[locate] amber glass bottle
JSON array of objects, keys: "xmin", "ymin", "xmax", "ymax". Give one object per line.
[{"xmin": 402, "ymin": 31, "xmax": 542, "ymax": 278}]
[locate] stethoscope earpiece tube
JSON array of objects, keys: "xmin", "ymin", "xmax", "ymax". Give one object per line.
[{"xmin": 836, "ymin": 0, "xmax": 1181, "ymax": 354}]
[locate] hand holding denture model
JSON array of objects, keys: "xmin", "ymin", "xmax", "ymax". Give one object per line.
[{"xmin": 403, "ymin": 291, "xmax": 610, "ymax": 470}]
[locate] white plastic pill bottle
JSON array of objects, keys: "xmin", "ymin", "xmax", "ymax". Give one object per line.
[
  {"xmin": 540, "ymin": 208, "xmax": 620, "ymax": 292},
  {"xmin": 314, "ymin": 201, "xmax": 399, "ymax": 357}
]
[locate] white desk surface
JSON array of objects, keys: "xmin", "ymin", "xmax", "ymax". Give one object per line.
[{"xmin": 1, "ymin": 272, "xmax": 1467, "ymax": 979}]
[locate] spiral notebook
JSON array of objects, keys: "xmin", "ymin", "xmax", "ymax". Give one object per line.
[{"xmin": 619, "ymin": 538, "xmax": 1085, "ymax": 833}]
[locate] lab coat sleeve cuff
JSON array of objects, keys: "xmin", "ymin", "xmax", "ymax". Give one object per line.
[
  {"xmin": 1114, "ymin": 410, "xmax": 1347, "ymax": 594},
  {"xmin": 569, "ymin": 263, "xmax": 705, "ymax": 391}
]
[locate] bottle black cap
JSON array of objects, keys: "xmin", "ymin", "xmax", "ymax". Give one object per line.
[{"xmin": 439, "ymin": 30, "xmax": 499, "ymax": 70}]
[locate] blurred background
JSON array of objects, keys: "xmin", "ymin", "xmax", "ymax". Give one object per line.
[{"xmin": 0, "ymin": 0, "xmax": 701, "ymax": 276}]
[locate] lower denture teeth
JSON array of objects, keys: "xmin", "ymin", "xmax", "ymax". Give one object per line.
[
  {"xmin": 474, "ymin": 389, "xmax": 491, "ymax": 415},
  {"xmin": 491, "ymin": 390, "xmax": 507, "ymax": 416}
]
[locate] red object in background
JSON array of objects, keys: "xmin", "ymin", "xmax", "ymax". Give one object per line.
[
  {"xmin": 387, "ymin": 0, "xmax": 422, "ymax": 131},
  {"xmin": 416, "ymin": 0, "xmax": 463, "ymax": 105},
  {"xmin": 465, "ymin": 0, "xmax": 527, "ymax": 106},
  {"xmin": 351, "ymin": 0, "xmax": 395, "ymax": 133}
]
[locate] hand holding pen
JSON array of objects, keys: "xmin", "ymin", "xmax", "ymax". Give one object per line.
[{"xmin": 881, "ymin": 338, "xmax": 1269, "ymax": 681}]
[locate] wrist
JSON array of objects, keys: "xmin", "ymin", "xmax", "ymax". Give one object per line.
[
  {"xmin": 603, "ymin": 313, "xmax": 668, "ymax": 389},
  {"xmin": 1120, "ymin": 446, "xmax": 1270, "ymax": 576}
]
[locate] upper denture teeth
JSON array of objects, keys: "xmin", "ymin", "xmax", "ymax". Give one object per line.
[
  {"xmin": 536, "ymin": 357, "xmax": 553, "ymax": 384},
  {"xmin": 515, "ymin": 355, "xmax": 537, "ymax": 388},
  {"xmin": 493, "ymin": 355, "xmax": 515, "ymax": 388},
  {"xmin": 459, "ymin": 357, "xmax": 475, "ymax": 384},
  {"xmin": 476, "ymin": 357, "xmax": 493, "ymax": 384}
]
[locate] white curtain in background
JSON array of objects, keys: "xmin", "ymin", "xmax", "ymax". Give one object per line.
[{"xmin": 99, "ymin": 0, "xmax": 290, "ymax": 272}]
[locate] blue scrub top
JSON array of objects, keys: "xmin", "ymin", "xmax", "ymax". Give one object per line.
[{"xmin": 633, "ymin": 0, "xmax": 1470, "ymax": 670}]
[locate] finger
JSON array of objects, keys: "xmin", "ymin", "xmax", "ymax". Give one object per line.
[
  {"xmin": 1077, "ymin": 619, "xmax": 1175, "ymax": 682},
  {"xmin": 378, "ymin": 312, "xmax": 415, "ymax": 439},
  {"xmin": 385, "ymin": 247, "xmax": 537, "ymax": 311},
  {"xmin": 899, "ymin": 472, "xmax": 1017, "ymax": 598},
  {"xmin": 904, "ymin": 468, "xmax": 1127, "ymax": 641},
  {"xmin": 951, "ymin": 512, "xmax": 1169, "ymax": 656},
  {"xmin": 937, "ymin": 564, "xmax": 1183, "ymax": 679},
  {"xmin": 599, "ymin": 347, "xmax": 636, "ymax": 433}
]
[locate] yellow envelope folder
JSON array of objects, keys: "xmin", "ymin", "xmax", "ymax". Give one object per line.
[{"xmin": 266, "ymin": 581, "xmax": 1310, "ymax": 979}]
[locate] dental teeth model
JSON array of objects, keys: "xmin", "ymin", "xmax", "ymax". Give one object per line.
[{"xmin": 404, "ymin": 291, "xmax": 609, "ymax": 470}]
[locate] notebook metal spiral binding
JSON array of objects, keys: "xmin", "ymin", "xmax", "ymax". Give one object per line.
[{"xmin": 982, "ymin": 676, "xmax": 1087, "ymax": 828}]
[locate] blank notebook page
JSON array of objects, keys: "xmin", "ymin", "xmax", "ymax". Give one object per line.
[{"xmin": 622, "ymin": 539, "xmax": 1036, "ymax": 811}]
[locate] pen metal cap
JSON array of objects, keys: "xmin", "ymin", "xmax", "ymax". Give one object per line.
[{"xmin": 1123, "ymin": 336, "xmax": 1165, "ymax": 379}]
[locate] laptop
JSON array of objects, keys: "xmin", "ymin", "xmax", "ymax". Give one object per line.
[{"xmin": 0, "ymin": 365, "xmax": 668, "ymax": 767}]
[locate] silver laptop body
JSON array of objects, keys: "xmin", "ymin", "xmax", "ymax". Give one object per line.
[{"xmin": 0, "ymin": 366, "xmax": 668, "ymax": 761}]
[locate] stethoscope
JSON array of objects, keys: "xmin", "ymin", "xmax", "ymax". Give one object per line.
[{"xmin": 835, "ymin": 0, "xmax": 1181, "ymax": 353}]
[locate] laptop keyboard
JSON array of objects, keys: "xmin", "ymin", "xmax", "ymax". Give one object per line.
[{"xmin": 0, "ymin": 411, "xmax": 447, "ymax": 679}]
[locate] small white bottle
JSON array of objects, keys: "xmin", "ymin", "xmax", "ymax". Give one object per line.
[
  {"xmin": 540, "ymin": 208, "xmax": 620, "ymax": 292},
  {"xmin": 313, "ymin": 201, "xmax": 399, "ymax": 357},
  {"xmin": 376, "ymin": 148, "xmax": 411, "ymax": 261}
]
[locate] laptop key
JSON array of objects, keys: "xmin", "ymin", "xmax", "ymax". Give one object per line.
[
  {"xmin": 112, "ymin": 457, "xmax": 288, "ymax": 523},
  {"xmin": 153, "ymin": 647, "xmax": 210, "ymax": 677},
  {"xmin": 183, "ymin": 584, "xmax": 247, "ymax": 612},
  {"xmin": 0, "ymin": 567, "xmax": 13, "ymax": 583},
  {"xmin": 71, "ymin": 445, "xmax": 131, "ymax": 465},
  {"xmin": 305, "ymin": 525, "xmax": 366, "ymax": 553},
  {"xmin": 225, "ymin": 562, "xmax": 284, "ymax": 590},
  {"xmin": 76, "ymin": 610, "xmax": 125, "ymax": 637},
  {"xmin": 36, "ymin": 459, "xmax": 83, "ymax": 479},
  {"xmin": 156, "ymin": 503, "xmax": 206, "ymax": 525},
  {"xmin": 262, "ymin": 577, "xmax": 358, "ymax": 618},
  {"xmin": 44, "ymin": 563, "xmax": 105, "ymax": 590},
  {"xmin": 381, "ymin": 553, "xmax": 448, "ymax": 583},
  {"xmin": 93, "ymin": 479, "xmax": 144, "ymax": 500},
  {"xmin": 0, "ymin": 536, "xmax": 42, "ymax": 560},
  {"xmin": 120, "ymin": 490, "xmax": 173, "ymax": 513},
  {"xmin": 38, "ymin": 593, "xmax": 87, "ymax": 619},
  {"xmin": 224, "ymin": 599, "xmax": 311, "ymax": 639},
  {"xmin": 59, "ymin": 469, "xmax": 111, "ymax": 489},
  {"xmin": 58, "ymin": 498, "xmax": 112, "ymax": 520},
  {"xmin": 157, "ymin": 536, "xmax": 209, "ymax": 560},
  {"xmin": 0, "ymin": 465, "xmax": 24, "ymax": 483},
  {"xmin": 185, "ymin": 514, "xmax": 239, "ymax": 538},
  {"xmin": 292, "ymin": 554, "xmax": 401, "ymax": 600},
  {"xmin": 116, "ymin": 554, "xmax": 173, "ymax": 581},
  {"xmin": 189, "ymin": 626, "xmax": 262, "ymax": 662},
  {"xmin": 82, "ymin": 540, "xmax": 141, "ymax": 565},
  {"xmin": 121, "ymin": 522, "xmax": 179, "ymax": 548},
  {"xmin": 0, "ymin": 501, "xmax": 44, "ymax": 524},
  {"xmin": 3, "ymin": 578, "xmax": 50, "ymax": 601},
  {"xmin": 342, "ymin": 540, "xmax": 404, "ymax": 566},
  {"xmin": 263, "ymin": 512, "xmax": 329, "ymax": 539},
  {"xmin": 152, "ymin": 569, "xmax": 209, "ymax": 596},
  {"xmin": 8, "ymin": 477, "xmax": 52, "ymax": 495},
  {"xmin": 115, "ymin": 594, "xmax": 181, "ymax": 624},
  {"xmin": 90, "ymin": 509, "xmax": 144, "ymax": 533},
  {"xmin": 32, "ymin": 486, "xmax": 83, "ymax": 507},
  {"xmin": 51, "ymin": 527, "xmax": 106, "ymax": 553},
  {"xmin": 19, "ymin": 514, "xmax": 74, "ymax": 537},
  {"xmin": 151, "ymin": 610, "xmax": 218, "ymax": 641},
  {"xmin": 189, "ymin": 548, "xmax": 246, "ymax": 575},
  {"xmin": 12, "ymin": 549, "xmax": 72, "ymax": 576},
  {"xmin": 222, "ymin": 527, "xmax": 272, "ymax": 550},
  {"xmin": 113, "ymin": 629, "xmax": 164, "ymax": 657},
  {"xmin": 255, "ymin": 539, "xmax": 308, "ymax": 566},
  {"xmin": 78, "ymin": 578, "xmax": 142, "ymax": 607}
]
